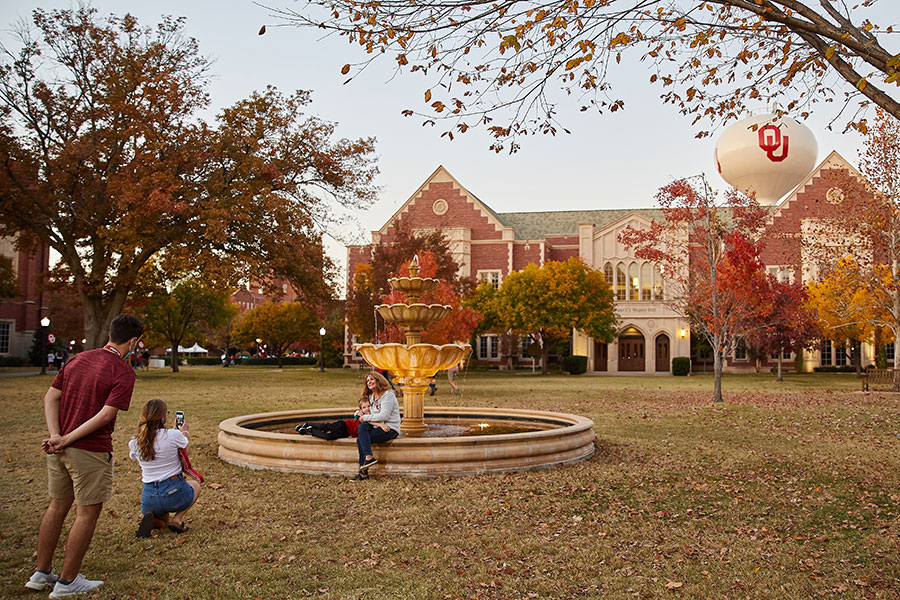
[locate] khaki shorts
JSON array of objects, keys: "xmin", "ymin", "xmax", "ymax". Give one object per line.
[{"xmin": 46, "ymin": 448, "xmax": 114, "ymax": 506}]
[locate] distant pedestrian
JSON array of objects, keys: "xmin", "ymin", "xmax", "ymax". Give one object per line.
[{"xmin": 447, "ymin": 362, "xmax": 460, "ymax": 395}]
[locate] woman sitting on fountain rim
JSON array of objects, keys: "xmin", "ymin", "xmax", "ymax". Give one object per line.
[{"xmin": 352, "ymin": 371, "xmax": 400, "ymax": 480}]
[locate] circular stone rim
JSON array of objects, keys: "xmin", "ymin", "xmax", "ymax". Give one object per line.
[{"xmin": 218, "ymin": 406, "xmax": 595, "ymax": 477}]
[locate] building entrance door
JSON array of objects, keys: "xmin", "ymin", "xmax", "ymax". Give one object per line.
[
  {"xmin": 594, "ymin": 341, "xmax": 607, "ymax": 372},
  {"xmin": 655, "ymin": 334, "xmax": 670, "ymax": 372},
  {"xmin": 618, "ymin": 330, "xmax": 645, "ymax": 371}
]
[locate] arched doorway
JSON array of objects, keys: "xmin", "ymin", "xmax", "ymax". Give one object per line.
[
  {"xmin": 655, "ymin": 333, "xmax": 670, "ymax": 372},
  {"xmin": 618, "ymin": 327, "xmax": 645, "ymax": 372}
]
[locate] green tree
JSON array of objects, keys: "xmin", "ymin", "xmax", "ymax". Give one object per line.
[
  {"xmin": 279, "ymin": 0, "xmax": 900, "ymax": 151},
  {"xmin": 232, "ymin": 302, "xmax": 319, "ymax": 368},
  {"xmin": 142, "ymin": 278, "xmax": 239, "ymax": 373},
  {"xmin": 0, "ymin": 7, "xmax": 377, "ymax": 348},
  {"xmin": 492, "ymin": 258, "xmax": 617, "ymax": 375}
]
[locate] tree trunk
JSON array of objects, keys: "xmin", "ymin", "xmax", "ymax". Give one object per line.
[
  {"xmin": 854, "ymin": 339, "xmax": 862, "ymax": 376},
  {"xmin": 277, "ymin": 354, "xmax": 283, "ymax": 368},
  {"xmin": 713, "ymin": 345, "xmax": 724, "ymax": 403},
  {"xmin": 171, "ymin": 347, "xmax": 180, "ymax": 373},
  {"xmin": 541, "ymin": 343, "xmax": 550, "ymax": 375},
  {"xmin": 80, "ymin": 290, "xmax": 128, "ymax": 349},
  {"xmin": 894, "ymin": 338, "xmax": 900, "ymax": 392},
  {"xmin": 777, "ymin": 354, "xmax": 783, "ymax": 382}
]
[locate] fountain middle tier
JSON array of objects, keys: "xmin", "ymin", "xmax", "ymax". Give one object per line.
[
  {"xmin": 354, "ymin": 342, "xmax": 470, "ymax": 378},
  {"xmin": 375, "ymin": 303, "xmax": 451, "ymax": 332}
]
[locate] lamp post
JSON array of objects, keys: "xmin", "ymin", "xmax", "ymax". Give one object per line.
[
  {"xmin": 318, "ymin": 327, "xmax": 326, "ymax": 372},
  {"xmin": 40, "ymin": 316, "xmax": 50, "ymax": 375}
]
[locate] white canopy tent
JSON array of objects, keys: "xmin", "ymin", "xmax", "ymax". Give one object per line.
[{"xmin": 166, "ymin": 343, "xmax": 208, "ymax": 355}]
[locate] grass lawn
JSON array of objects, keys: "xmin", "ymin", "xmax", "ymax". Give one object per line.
[{"xmin": 1, "ymin": 367, "xmax": 898, "ymax": 599}]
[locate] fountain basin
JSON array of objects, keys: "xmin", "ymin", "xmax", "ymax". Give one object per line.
[
  {"xmin": 354, "ymin": 343, "xmax": 470, "ymax": 378},
  {"xmin": 218, "ymin": 407, "xmax": 595, "ymax": 477}
]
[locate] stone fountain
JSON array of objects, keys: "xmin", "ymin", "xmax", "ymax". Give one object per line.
[
  {"xmin": 354, "ymin": 256, "xmax": 471, "ymax": 434},
  {"xmin": 218, "ymin": 258, "xmax": 596, "ymax": 477}
]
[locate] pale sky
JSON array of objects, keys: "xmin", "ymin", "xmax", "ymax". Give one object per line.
[{"xmin": 3, "ymin": 1, "xmax": 897, "ymax": 288}]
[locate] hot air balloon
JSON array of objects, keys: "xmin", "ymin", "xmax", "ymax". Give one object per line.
[{"xmin": 714, "ymin": 113, "xmax": 818, "ymax": 205}]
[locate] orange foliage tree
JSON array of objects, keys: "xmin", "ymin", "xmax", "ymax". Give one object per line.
[
  {"xmin": 274, "ymin": 0, "xmax": 899, "ymax": 151},
  {"xmin": 483, "ymin": 257, "xmax": 617, "ymax": 375},
  {"xmin": 0, "ymin": 7, "xmax": 378, "ymax": 347}
]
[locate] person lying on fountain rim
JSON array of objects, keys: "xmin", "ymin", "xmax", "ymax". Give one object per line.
[
  {"xmin": 295, "ymin": 398, "xmax": 389, "ymax": 441},
  {"xmin": 351, "ymin": 371, "xmax": 401, "ymax": 481}
]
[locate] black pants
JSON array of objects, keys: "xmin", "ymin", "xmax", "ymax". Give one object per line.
[{"xmin": 309, "ymin": 420, "xmax": 350, "ymax": 441}]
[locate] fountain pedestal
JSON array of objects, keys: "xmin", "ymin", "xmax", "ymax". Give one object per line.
[{"xmin": 397, "ymin": 376, "xmax": 430, "ymax": 434}]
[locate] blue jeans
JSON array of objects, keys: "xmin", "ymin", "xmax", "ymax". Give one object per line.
[
  {"xmin": 140, "ymin": 474, "xmax": 194, "ymax": 517},
  {"xmin": 357, "ymin": 422, "xmax": 398, "ymax": 465}
]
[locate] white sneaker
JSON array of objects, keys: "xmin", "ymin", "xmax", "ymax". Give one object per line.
[
  {"xmin": 24, "ymin": 568, "xmax": 58, "ymax": 590},
  {"xmin": 49, "ymin": 574, "xmax": 104, "ymax": 598}
]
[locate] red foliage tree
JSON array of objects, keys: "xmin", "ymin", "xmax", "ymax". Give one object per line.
[
  {"xmin": 378, "ymin": 252, "xmax": 481, "ymax": 345},
  {"xmin": 620, "ymin": 175, "xmax": 770, "ymax": 402},
  {"xmin": 743, "ymin": 278, "xmax": 821, "ymax": 381}
]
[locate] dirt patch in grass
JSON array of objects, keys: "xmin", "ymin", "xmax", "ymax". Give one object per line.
[{"xmin": 1, "ymin": 369, "xmax": 899, "ymax": 598}]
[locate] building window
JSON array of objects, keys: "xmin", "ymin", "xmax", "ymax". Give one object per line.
[
  {"xmin": 628, "ymin": 263, "xmax": 639, "ymax": 301},
  {"xmin": 478, "ymin": 335, "xmax": 499, "ymax": 360},
  {"xmin": 886, "ymin": 343, "xmax": 895, "ymax": 363},
  {"xmin": 0, "ymin": 322, "xmax": 9, "ymax": 354},
  {"xmin": 616, "ymin": 263, "xmax": 626, "ymax": 301},
  {"xmin": 641, "ymin": 263, "xmax": 652, "ymax": 300},
  {"xmin": 520, "ymin": 335, "xmax": 533, "ymax": 359},
  {"xmin": 604, "ymin": 263, "xmax": 613, "ymax": 287},
  {"xmin": 835, "ymin": 343, "xmax": 848, "ymax": 366},
  {"xmin": 820, "ymin": 340, "xmax": 832, "ymax": 366},
  {"xmin": 477, "ymin": 270, "xmax": 502, "ymax": 290},
  {"xmin": 766, "ymin": 265, "xmax": 794, "ymax": 284},
  {"xmin": 734, "ymin": 338, "xmax": 747, "ymax": 361},
  {"xmin": 770, "ymin": 350, "xmax": 792, "ymax": 360},
  {"xmin": 653, "ymin": 266, "xmax": 665, "ymax": 300}
]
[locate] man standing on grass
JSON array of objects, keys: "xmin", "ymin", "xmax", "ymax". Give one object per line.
[{"xmin": 25, "ymin": 315, "xmax": 144, "ymax": 598}]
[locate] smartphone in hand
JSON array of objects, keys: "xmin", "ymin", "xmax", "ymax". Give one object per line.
[{"xmin": 175, "ymin": 410, "xmax": 184, "ymax": 428}]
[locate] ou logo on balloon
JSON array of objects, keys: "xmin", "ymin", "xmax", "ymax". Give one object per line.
[{"xmin": 757, "ymin": 124, "xmax": 789, "ymax": 162}]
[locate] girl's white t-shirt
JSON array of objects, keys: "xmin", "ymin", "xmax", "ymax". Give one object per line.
[{"xmin": 128, "ymin": 429, "xmax": 189, "ymax": 483}]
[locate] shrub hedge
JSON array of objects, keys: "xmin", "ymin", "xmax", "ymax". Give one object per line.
[
  {"xmin": 562, "ymin": 355, "xmax": 588, "ymax": 375},
  {"xmin": 813, "ymin": 365, "xmax": 857, "ymax": 373},
  {"xmin": 239, "ymin": 356, "xmax": 318, "ymax": 366},
  {"xmin": 672, "ymin": 357, "xmax": 691, "ymax": 376},
  {"xmin": 0, "ymin": 355, "xmax": 27, "ymax": 367}
]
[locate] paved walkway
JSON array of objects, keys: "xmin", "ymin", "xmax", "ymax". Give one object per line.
[{"xmin": 0, "ymin": 370, "xmax": 46, "ymax": 378}]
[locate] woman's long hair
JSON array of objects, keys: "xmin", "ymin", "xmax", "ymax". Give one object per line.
[
  {"xmin": 136, "ymin": 399, "xmax": 167, "ymax": 461},
  {"xmin": 361, "ymin": 371, "xmax": 391, "ymax": 400}
]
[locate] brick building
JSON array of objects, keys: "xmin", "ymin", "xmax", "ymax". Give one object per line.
[
  {"xmin": 346, "ymin": 154, "xmax": 880, "ymax": 373},
  {"xmin": 0, "ymin": 234, "xmax": 50, "ymax": 359}
]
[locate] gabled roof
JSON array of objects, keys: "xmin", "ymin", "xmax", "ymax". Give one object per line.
[
  {"xmin": 498, "ymin": 209, "xmax": 665, "ymax": 240},
  {"xmin": 377, "ymin": 165, "xmax": 509, "ymax": 236},
  {"xmin": 774, "ymin": 150, "xmax": 862, "ymax": 213}
]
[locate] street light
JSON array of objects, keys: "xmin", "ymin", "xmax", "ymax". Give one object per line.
[
  {"xmin": 318, "ymin": 327, "xmax": 327, "ymax": 372},
  {"xmin": 40, "ymin": 316, "xmax": 50, "ymax": 375}
]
